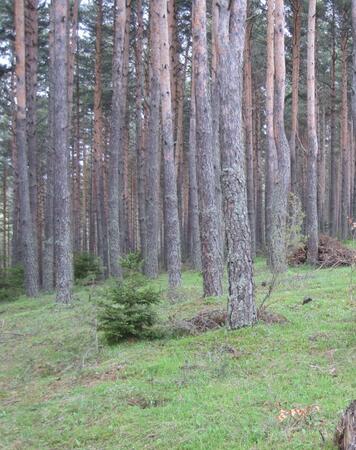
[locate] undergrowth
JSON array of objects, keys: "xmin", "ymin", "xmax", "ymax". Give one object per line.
[{"xmin": 0, "ymin": 259, "xmax": 355, "ymax": 449}]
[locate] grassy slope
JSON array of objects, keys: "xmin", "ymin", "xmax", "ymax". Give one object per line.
[{"xmin": 0, "ymin": 259, "xmax": 355, "ymax": 450}]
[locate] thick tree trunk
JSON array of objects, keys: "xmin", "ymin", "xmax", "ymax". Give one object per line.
[
  {"xmin": 217, "ymin": 0, "xmax": 256, "ymax": 328},
  {"xmin": 159, "ymin": 0, "xmax": 181, "ymax": 289},
  {"xmin": 145, "ymin": 0, "xmax": 161, "ymax": 278},
  {"xmin": 14, "ymin": 0, "xmax": 39, "ymax": 297},
  {"xmin": 108, "ymin": 0, "xmax": 126, "ymax": 278},
  {"xmin": 306, "ymin": 0, "xmax": 318, "ymax": 264},
  {"xmin": 53, "ymin": 0, "xmax": 73, "ymax": 303},
  {"xmin": 192, "ymin": 0, "xmax": 222, "ymax": 297}
]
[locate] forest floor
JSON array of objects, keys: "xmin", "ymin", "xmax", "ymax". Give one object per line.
[{"xmin": 0, "ymin": 257, "xmax": 355, "ymax": 450}]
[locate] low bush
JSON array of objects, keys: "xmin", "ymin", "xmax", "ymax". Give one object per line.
[
  {"xmin": 98, "ymin": 253, "xmax": 160, "ymax": 343},
  {"xmin": 0, "ymin": 265, "xmax": 24, "ymax": 302},
  {"xmin": 74, "ymin": 252, "xmax": 102, "ymax": 284}
]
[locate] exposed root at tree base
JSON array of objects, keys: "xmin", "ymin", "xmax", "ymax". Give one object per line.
[
  {"xmin": 334, "ymin": 400, "xmax": 356, "ymax": 450},
  {"xmin": 289, "ymin": 235, "xmax": 355, "ymax": 267}
]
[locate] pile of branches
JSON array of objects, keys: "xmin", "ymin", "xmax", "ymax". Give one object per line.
[
  {"xmin": 172, "ymin": 309, "xmax": 227, "ymax": 335},
  {"xmin": 289, "ymin": 235, "xmax": 355, "ymax": 268},
  {"xmin": 171, "ymin": 306, "xmax": 287, "ymax": 335}
]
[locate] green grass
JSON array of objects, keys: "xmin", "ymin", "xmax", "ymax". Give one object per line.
[{"xmin": 0, "ymin": 259, "xmax": 355, "ymax": 449}]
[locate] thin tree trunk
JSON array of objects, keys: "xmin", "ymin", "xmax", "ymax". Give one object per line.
[
  {"xmin": 217, "ymin": 0, "xmax": 256, "ymax": 328},
  {"xmin": 266, "ymin": 0, "xmax": 281, "ymax": 272},
  {"xmin": 306, "ymin": 0, "xmax": 318, "ymax": 263},
  {"xmin": 329, "ymin": 3, "xmax": 339, "ymax": 236},
  {"xmin": 42, "ymin": 2, "xmax": 55, "ymax": 291},
  {"xmin": 289, "ymin": 0, "xmax": 301, "ymax": 195},
  {"xmin": 93, "ymin": 0, "xmax": 104, "ymax": 262},
  {"xmin": 192, "ymin": 0, "xmax": 222, "ymax": 297},
  {"xmin": 135, "ymin": 0, "xmax": 147, "ymax": 262},
  {"xmin": 243, "ymin": 11, "xmax": 256, "ymax": 257},
  {"xmin": 317, "ymin": 105, "xmax": 326, "ymax": 232},
  {"xmin": 268, "ymin": 0, "xmax": 290, "ymax": 272},
  {"xmin": 14, "ymin": 0, "xmax": 39, "ymax": 297},
  {"xmin": 188, "ymin": 65, "xmax": 201, "ymax": 270},
  {"xmin": 25, "ymin": 0, "xmax": 39, "ymax": 281},
  {"xmin": 53, "ymin": 0, "xmax": 72, "ymax": 303},
  {"xmin": 211, "ymin": 0, "xmax": 224, "ymax": 267},
  {"xmin": 108, "ymin": 0, "xmax": 127, "ymax": 278},
  {"xmin": 352, "ymin": 0, "xmax": 356, "ymax": 221},
  {"xmin": 145, "ymin": 0, "xmax": 161, "ymax": 278},
  {"xmin": 341, "ymin": 28, "xmax": 350, "ymax": 239},
  {"xmin": 159, "ymin": 0, "xmax": 181, "ymax": 289},
  {"xmin": 2, "ymin": 160, "xmax": 7, "ymax": 269}
]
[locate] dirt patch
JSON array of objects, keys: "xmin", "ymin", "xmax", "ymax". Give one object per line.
[{"xmin": 289, "ymin": 235, "xmax": 356, "ymax": 267}]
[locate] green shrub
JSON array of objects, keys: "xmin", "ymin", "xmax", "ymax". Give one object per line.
[
  {"xmin": 0, "ymin": 265, "xmax": 24, "ymax": 302},
  {"xmin": 74, "ymin": 252, "xmax": 102, "ymax": 283},
  {"xmin": 98, "ymin": 253, "xmax": 160, "ymax": 343},
  {"xmin": 120, "ymin": 251, "xmax": 143, "ymax": 275}
]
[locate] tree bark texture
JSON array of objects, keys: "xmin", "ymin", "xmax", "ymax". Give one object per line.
[
  {"xmin": 217, "ymin": 0, "xmax": 256, "ymax": 328},
  {"xmin": 192, "ymin": 0, "xmax": 222, "ymax": 297},
  {"xmin": 159, "ymin": 0, "xmax": 182, "ymax": 289},
  {"xmin": 53, "ymin": 0, "xmax": 73, "ymax": 303},
  {"xmin": 15, "ymin": 0, "xmax": 39, "ymax": 297}
]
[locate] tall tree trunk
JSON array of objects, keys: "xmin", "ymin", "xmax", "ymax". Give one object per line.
[
  {"xmin": 93, "ymin": 0, "xmax": 104, "ymax": 262},
  {"xmin": 269, "ymin": 0, "xmax": 290, "ymax": 272},
  {"xmin": 266, "ymin": 0, "xmax": 280, "ymax": 272},
  {"xmin": 352, "ymin": 0, "xmax": 356, "ymax": 221},
  {"xmin": 145, "ymin": 0, "xmax": 161, "ymax": 278},
  {"xmin": 289, "ymin": 0, "xmax": 301, "ymax": 195},
  {"xmin": 42, "ymin": 1, "xmax": 55, "ymax": 291},
  {"xmin": 217, "ymin": 0, "xmax": 256, "ymax": 328},
  {"xmin": 188, "ymin": 65, "xmax": 201, "ymax": 270},
  {"xmin": 135, "ymin": 0, "xmax": 147, "ymax": 262},
  {"xmin": 159, "ymin": 0, "xmax": 181, "ymax": 289},
  {"xmin": 2, "ymin": 159, "xmax": 7, "ymax": 269},
  {"xmin": 211, "ymin": 0, "xmax": 224, "ymax": 267},
  {"xmin": 243, "ymin": 11, "xmax": 256, "ymax": 257},
  {"xmin": 255, "ymin": 89, "xmax": 265, "ymax": 252},
  {"xmin": 306, "ymin": 0, "xmax": 318, "ymax": 263},
  {"xmin": 53, "ymin": 0, "xmax": 72, "ymax": 303},
  {"xmin": 25, "ymin": 0, "xmax": 39, "ymax": 281},
  {"xmin": 15, "ymin": 0, "xmax": 39, "ymax": 297},
  {"xmin": 329, "ymin": 3, "xmax": 339, "ymax": 236},
  {"xmin": 340, "ymin": 28, "xmax": 350, "ymax": 239},
  {"xmin": 317, "ymin": 105, "xmax": 326, "ymax": 232},
  {"xmin": 192, "ymin": 0, "xmax": 222, "ymax": 297},
  {"xmin": 10, "ymin": 67, "xmax": 21, "ymax": 267},
  {"xmin": 119, "ymin": 5, "xmax": 131, "ymax": 254},
  {"xmin": 108, "ymin": 0, "xmax": 127, "ymax": 278}
]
